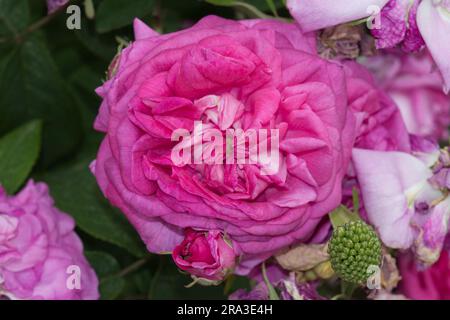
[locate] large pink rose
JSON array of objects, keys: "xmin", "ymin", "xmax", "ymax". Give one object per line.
[
  {"xmin": 399, "ymin": 251, "xmax": 450, "ymax": 300},
  {"xmin": 92, "ymin": 16, "xmax": 355, "ymax": 273},
  {"xmin": 0, "ymin": 181, "xmax": 99, "ymax": 300},
  {"xmin": 364, "ymin": 51, "xmax": 450, "ymax": 141}
]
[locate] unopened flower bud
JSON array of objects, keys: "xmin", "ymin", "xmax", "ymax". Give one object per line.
[{"xmin": 328, "ymin": 220, "xmax": 382, "ymax": 283}]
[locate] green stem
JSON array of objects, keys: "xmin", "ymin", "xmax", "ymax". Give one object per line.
[
  {"xmin": 262, "ymin": 262, "xmax": 280, "ymax": 300},
  {"xmin": 100, "ymin": 255, "xmax": 152, "ymax": 284}
]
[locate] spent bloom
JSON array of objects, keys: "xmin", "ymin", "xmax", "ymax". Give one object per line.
[
  {"xmin": 353, "ymin": 145, "xmax": 450, "ymax": 267},
  {"xmin": 371, "ymin": 0, "xmax": 425, "ymax": 52},
  {"xmin": 229, "ymin": 273, "xmax": 325, "ymax": 300},
  {"xmin": 287, "ymin": 0, "xmax": 450, "ymax": 92}
]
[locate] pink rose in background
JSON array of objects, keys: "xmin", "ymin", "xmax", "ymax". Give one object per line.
[
  {"xmin": 399, "ymin": 251, "xmax": 450, "ymax": 300},
  {"xmin": 364, "ymin": 52, "xmax": 450, "ymax": 141},
  {"xmin": 287, "ymin": 0, "xmax": 450, "ymax": 92},
  {"xmin": 339, "ymin": 59, "xmax": 411, "ymax": 220},
  {"xmin": 92, "ymin": 16, "xmax": 355, "ymax": 274},
  {"xmin": 343, "ymin": 60, "xmax": 411, "ymax": 152},
  {"xmin": 172, "ymin": 228, "xmax": 236, "ymax": 283},
  {"xmin": 0, "ymin": 181, "xmax": 99, "ymax": 300}
]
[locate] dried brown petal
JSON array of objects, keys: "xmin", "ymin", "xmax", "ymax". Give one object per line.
[{"xmin": 275, "ymin": 243, "xmax": 329, "ymax": 272}]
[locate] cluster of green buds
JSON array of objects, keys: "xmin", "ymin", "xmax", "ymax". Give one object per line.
[{"xmin": 328, "ymin": 220, "xmax": 382, "ymax": 284}]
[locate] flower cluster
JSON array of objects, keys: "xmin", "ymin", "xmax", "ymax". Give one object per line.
[{"xmin": 87, "ymin": 2, "xmax": 450, "ymax": 300}]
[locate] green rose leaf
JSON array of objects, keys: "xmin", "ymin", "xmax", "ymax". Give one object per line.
[
  {"xmin": 0, "ymin": 34, "xmax": 83, "ymax": 168},
  {"xmin": 40, "ymin": 144, "xmax": 147, "ymax": 258},
  {"xmin": 0, "ymin": 0, "xmax": 29, "ymax": 38},
  {"xmin": 0, "ymin": 120, "xmax": 42, "ymax": 194},
  {"xmin": 96, "ymin": 0, "xmax": 155, "ymax": 33},
  {"xmin": 86, "ymin": 251, "xmax": 125, "ymax": 300}
]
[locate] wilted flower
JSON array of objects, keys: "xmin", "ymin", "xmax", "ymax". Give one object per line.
[
  {"xmin": 275, "ymin": 243, "xmax": 329, "ymax": 272},
  {"xmin": 371, "ymin": 0, "xmax": 425, "ymax": 52},
  {"xmin": 229, "ymin": 273, "xmax": 325, "ymax": 300},
  {"xmin": 353, "ymin": 147, "xmax": 450, "ymax": 266},
  {"xmin": 288, "ymin": 0, "xmax": 450, "ymax": 92}
]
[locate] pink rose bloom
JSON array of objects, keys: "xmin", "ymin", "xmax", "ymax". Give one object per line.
[
  {"xmin": 0, "ymin": 181, "xmax": 99, "ymax": 300},
  {"xmin": 172, "ymin": 228, "xmax": 236, "ymax": 283},
  {"xmin": 343, "ymin": 60, "xmax": 411, "ymax": 152},
  {"xmin": 399, "ymin": 251, "xmax": 450, "ymax": 300},
  {"xmin": 364, "ymin": 51, "xmax": 450, "ymax": 141},
  {"xmin": 92, "ymin": 16, "xmax": 355, "ymax": 273}
]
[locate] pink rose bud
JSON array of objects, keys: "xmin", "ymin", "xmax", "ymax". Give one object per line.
[
  {"xmin": 46, "ymin": 0, "xmax": 69, "ymax": 14},
  {"xmin": 172, "ymin": 229, "xmax": 236, "ymax": 284}
]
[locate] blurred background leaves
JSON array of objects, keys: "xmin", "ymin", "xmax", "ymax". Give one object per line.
[{"xmin": 0, "ymin": 0, "xmax": 288, "ymax": 299}]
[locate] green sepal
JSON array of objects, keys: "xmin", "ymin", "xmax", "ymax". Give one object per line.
[{"xmin": 329, "ymin": 205, "xmax": 361, "ymax": 229}]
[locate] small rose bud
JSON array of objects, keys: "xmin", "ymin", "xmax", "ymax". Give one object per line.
[
  {"xmin": 172, "ymin": 228, "xmax": 236, "ymax": 285},
  {"xmin": 46, "ymin": 0, "xmax": 69, "ymax": 14}
]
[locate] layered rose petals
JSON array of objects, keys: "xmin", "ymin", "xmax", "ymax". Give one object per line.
[
  {"xmin": 92, "ymin": 16, "xmax": 355, "ymax": 273},
  {"xmin": 0, "ymin": 181, "xmax": 99, "ymax": 300}
]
